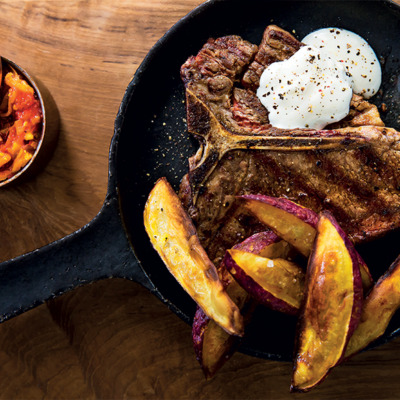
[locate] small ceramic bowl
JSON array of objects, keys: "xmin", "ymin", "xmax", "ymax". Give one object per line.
[{"xmin": 0, "ymin": 57, "xmax": 59, "ymax": 188}]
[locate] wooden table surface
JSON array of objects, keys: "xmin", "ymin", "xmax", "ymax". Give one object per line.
[{"xmin": 1, "ymin": 1, "xmax": 400, "ymax": 398}]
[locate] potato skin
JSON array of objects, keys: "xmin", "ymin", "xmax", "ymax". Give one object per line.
[
  {"xmin": 224, "ymin": 250, "xmax": 304, "ymax": 315},
  {"xmin": 192, "ymin": 302, "xmax": 243, "ymax": 379},
  {"xmin": 241, "ymin": 195, "xmax": 319, "ymax": 227},
  {"xmin": 192, "ymin": 231, "xmax": 281, "ymax": 378},
  {"xmin": 345, "ymin": 254, "xmax": 400, "ymax": 359},
  {"xmin": 241, "ymin": 194, "xmax": 373, "ymax": 291},
  {"xmin": 232, "ymin": 231, "xmax": 282, "ymax": 256},
  {"xmin": 144, "ymin": 177, "xmax": 243, "ymax": 336},
  {"xmin": 323, "ymin": 212, "xmax": 364, "ymax": 341},
  {"xmin": 291, "ymin": 211, "xmax": 363, "ymax": 393},
  {"xmin": 241, "ymin": 194, "xmax": 318, "ymax": 257}
]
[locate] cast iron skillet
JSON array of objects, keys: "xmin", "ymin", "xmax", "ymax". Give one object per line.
[{"xmin": 0, "ymin": 0, "xmax": 400, "ymax": 361}]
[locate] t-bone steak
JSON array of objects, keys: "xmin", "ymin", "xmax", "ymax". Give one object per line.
[{"xmin": 179, "ymin": 25, "xmax": 400, "ymax": 265}]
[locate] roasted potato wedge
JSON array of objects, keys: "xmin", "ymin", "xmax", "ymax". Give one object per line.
[
  {"xmin": 192, "ymin": 308, "xmax": 233, "ymax": 380},
  {"xmin": 241, "ymin": 195, "xmax": 317, "ymax": 257},
  {"xmin": 192, "ymin": 282, "xmax": 252, "ymax": 379},
  {"xmin": 233, "ymin": 231, "xmax": 292, "ymax": 259},
  {"xmin": 241, "ymin": 194, "xmax": 373, "ymax": 291},
  {"xmin": 345, "ymin": 254, "xmax": 400, "ymax": 358},
  {"xmin": 225, "ymin": 250, "xmax": 305, "ymax": 315},
  {"xmin": 291, "ymin": 211, "xmax": 363, "ymax": 392},
  {"xmin": 144, "ymin": 177, "xmax": 243, "ymax": 336},
  {"xmin": 192, "ymin": 231, "xmax": 281, "ymax": 378}
]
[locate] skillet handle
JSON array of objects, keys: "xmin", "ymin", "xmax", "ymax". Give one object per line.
[{"xmin": 0, "ymin": 194, "xmax": 155, "ymax": 323}]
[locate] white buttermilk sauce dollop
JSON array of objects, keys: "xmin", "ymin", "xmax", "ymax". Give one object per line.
[
  {"xmin": 257, "ymin": 45, "xmax": 353, "ymax": 130},
  {"xmin": 256, "ymin": 28, "xmax": 382, "ymax": 130},
  {"xmin": 303, "ymin": 28, "xmax": 382, "ymax": 99}
]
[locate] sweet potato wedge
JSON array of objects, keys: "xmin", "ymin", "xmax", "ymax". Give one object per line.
[
  {"xmin": 241, "ymin": 195, "xmax": 317, "ymax": 257},
  {"xmin": 144, "ymin": 177, "xmax": 243, "ymax": 336},
  {"xmin": 192, "ymin": 231, "xmax": 282, "ymax": 378},
  {"xmin": 192, "ymin": 309, "xmax": 231, "ymax": 380},
  {"xmin": 241, "ymin": 194, "xmax": 373, "ymax": 291},
  {"xmin": 345, "ymin": 254, "xmax": 400, "ymax": 358},
  {"xmin": 233, "ymin": 231, "xmax": 293, "ymax": 260},
  {"xmin": 192, "ymin": 282, "xmax": 252, "ymax": 379},
  {"xmin": 225, "ymin": 250, "xmax": 305, "ymax": 315},
  {"xmin": 291, "ymin": 211, "xmax": 363, "ymax": 393}
]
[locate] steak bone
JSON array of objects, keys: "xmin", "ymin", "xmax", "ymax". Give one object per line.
[{"xmin": 185, "ymin": 88, "xmax": 395, "ymax": 206}]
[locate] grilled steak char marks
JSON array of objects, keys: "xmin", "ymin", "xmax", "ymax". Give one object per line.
[
  {"xmin": 181, "ymin": 34, "xmax": 265, "ymax": 134},
  {"xmin": 180, "ymin": 25, "xmax": 400, "ymax": 265},
  {"xmin": 241, "ymin": 25, "xmax": 303, "ymax": 91}
]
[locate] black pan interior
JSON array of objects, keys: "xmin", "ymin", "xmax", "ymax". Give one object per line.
[{"xmin": 116, "ymin": 0, "xmax": 400, "ymax": 360}]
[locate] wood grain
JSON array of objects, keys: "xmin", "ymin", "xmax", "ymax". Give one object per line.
[{"xmin": 0, "ymin": 1, "xmax": 400, "ymax": 399}]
